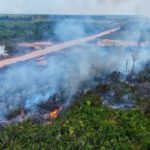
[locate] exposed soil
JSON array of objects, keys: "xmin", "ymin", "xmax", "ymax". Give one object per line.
[{"xmin": 97, "ymin": 39, "xmax": 149, "ymax": 47}]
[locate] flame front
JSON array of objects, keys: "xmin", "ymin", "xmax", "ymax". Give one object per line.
[{"xmin": 49, "ymin": 107, "xmax": 62, "ymax": 119}]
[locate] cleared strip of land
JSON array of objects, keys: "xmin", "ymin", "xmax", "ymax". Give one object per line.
[{"xmin": 0, "ymin": 27, "xmax": 120, "ymax": 68}]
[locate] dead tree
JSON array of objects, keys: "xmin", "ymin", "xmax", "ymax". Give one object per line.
[
  {"xmin": 18, "ymin": 90, "xmax": 25, "ymax": 119},
  {"xmin": 126, "ymin": 59, "xmax": 128, "ymax": 72},
  {"xmin": 130, "ymin": 51, "xmax": 139, "ymax": 83}
]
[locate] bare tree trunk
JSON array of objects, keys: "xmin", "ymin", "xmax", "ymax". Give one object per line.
[
  {"xmin": 131, "ymin": 59, "xmax": 135, "ymax": 83},
  {"xmin": 126, "ymin": 59, "xmax": 128, "ymax": 72},
  {"xmin": 130, "ymin": 49, "xmax": 139, "ymax": 84}
]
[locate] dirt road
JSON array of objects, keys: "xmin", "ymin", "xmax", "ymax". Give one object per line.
[
  {"xmin": 97, "ymin": 39, "xmax": 147, "ymax": 47},
  {"xmin": 0, "ymin": 27, "xmax": 120, "ymax": 68}
]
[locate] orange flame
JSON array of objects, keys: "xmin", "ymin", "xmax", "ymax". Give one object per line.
[{"xmin": 49, "ymin": 107, "xmax": 62, "ymax": 119}]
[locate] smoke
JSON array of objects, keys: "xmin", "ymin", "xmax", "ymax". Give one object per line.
[
  {"xmin": 0, "ymin": 16, "xmax": 150, "ymax": 121},
  {"xmin": 54, "ymin": 19, "xmax": 86, "ymax": 41},
  {"xmin": 0, "ymin": 46, "xmax": 8, "ymax": 57}
]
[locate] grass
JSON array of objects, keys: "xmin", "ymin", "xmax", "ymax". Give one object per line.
[{"xmin": 0, "ymin": 92, "xmax": 149, "ymax": 150}]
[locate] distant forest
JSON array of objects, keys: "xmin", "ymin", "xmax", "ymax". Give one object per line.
[{"xmin": 0, "ymin": 15, "xmax": 143, "ymax": 53}]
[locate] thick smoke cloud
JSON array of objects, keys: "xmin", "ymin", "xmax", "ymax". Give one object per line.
[
  {"xmin": 54, "ymin": 19, "xmax": 86, "ymax": 41},
  {"xmin": 0, "ymin": 44, "xmax": 135, "ymax": 120},
  {"xmin": 0, "ymin": 17, "xmax": 150, "ymax": 121}
]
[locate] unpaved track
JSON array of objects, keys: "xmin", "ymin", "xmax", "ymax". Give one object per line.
[
  {"xmin": 97, "ymin": 39, "xmax": 147, "ymax": 47},
  {"xmin": 0, "ymin": 27, "xmax": 120, "ymax": 68}
]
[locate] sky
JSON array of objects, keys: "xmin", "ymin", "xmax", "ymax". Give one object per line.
[{"xmin": 0, "ymin": 0, "xmax": 149, "ymax": 15}]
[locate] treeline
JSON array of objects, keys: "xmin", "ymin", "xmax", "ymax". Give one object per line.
[
  {"xmin": 0, "ymin": 20, "xmax": 56, "ymax": 42},
  {"xmin": 0, "ymin": 15, "xmax": 50, "ymax": 22}
]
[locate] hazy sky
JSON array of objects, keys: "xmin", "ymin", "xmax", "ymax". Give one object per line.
[{"xmin": 0, "ymin": 0, "xmax": 149, "ymax": 15}]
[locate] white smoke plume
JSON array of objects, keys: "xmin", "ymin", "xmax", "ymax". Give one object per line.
[
  {"xmin": 0, "ymin": 16, "xmax": 150, "ymax": 121},
  {"xmin": 0, "ymin": 46, "xmax": 8, "ymax": 57}
]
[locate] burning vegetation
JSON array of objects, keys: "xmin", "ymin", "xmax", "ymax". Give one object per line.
[
  {"xmin": 0, "ymin": 15, "xmax": 149, "ymax": 149},
  {"xmin": 49, "ymin": 107, "xmax": 62, "ymax": 119},
  {"xmin": 0, "ymin": 91, "xmax": 149, "ymax": 149}
]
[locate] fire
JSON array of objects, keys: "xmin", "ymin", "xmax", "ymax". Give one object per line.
[{"xmin": 49, "ymin": 107, "xmax": 62, "ymax": 119}]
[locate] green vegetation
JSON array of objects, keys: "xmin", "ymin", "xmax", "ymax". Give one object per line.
[
  {"xmin": 0, "ymin": 92, "xmax": 149, "ymax": 149},
  {"xmin": 0, "ymin": 15, "xmax": 58, "ymax": 55},
  {"xmin": 0, "ymin": 20, "xmax": 55, "ymax": 42}
]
